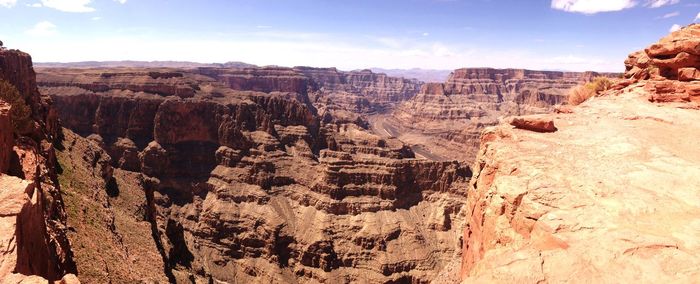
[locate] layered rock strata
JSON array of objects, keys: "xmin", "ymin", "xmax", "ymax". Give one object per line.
[
  {"xmin": 461, "ymin": 24, "xmax": 700, "ymax": 283},
  {"xmin": 382, "ymin": 68, "xmax": 617, "ymax": 162},
  {"xmin": 38, "ymin": 66, "xmax": 468, "ymax": 283},
  {"xmin": 0, "ymin": 50, "xmax": 78, "ymax": 282}
]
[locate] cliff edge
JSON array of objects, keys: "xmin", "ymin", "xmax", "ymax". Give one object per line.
[
  {"xmin": 0, "ymin": 49, "xmax": 78, "ymax": 283},
  {"xmin": 461, "ymin": 24, "xmax": 700, "ymax": 282}
]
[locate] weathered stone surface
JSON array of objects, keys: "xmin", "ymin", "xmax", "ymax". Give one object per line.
[
  {"xmin": 461, "ymin": 85, "xmax": 700, "ymax": 283},
  {"xmin": 0, "ymin": 100, "xmax": 12, "ymax": 173},
  {"xmin": 0, "ymin": 49, "xmax": 76, "ymax": 282},
  {"xmin": 626, "ymin": 24, "xmax": 700, "ymax": 81},
  {"xmin": 679, "ymin": 67, "xmax": 700, "ymax": 81},
  {"xmin": 461, "ymin": 25, "xmax": 700, "ymax": 283},
  {"xmin": 509, "ymin": 115, "xmax": 557, "ymax": 132}
]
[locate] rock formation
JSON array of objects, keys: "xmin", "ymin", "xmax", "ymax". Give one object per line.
[
  {"xmin": 461, "ymin": 24, "xmax": 700, "ymax": 283},
  {"xmin": 624, "ymin": 24, "xmax": 700, "ymax": 103},
  {"xmin": 0, "ymin": 49, "xmax": 78, "ymax": 282},
  {"xmin": 38, "ymin": 65, "xmax": 468, "ymax": 283},
  {"xmin": 375, "ymin": 68, "xmax": 616, "ymax": 162}
]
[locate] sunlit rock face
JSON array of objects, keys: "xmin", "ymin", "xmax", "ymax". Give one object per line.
[
  {"xmin": 461, "ymin": 24, "xmax": 700, "ymax": 284},
  {"xmin": 39, "ymin": 65, "xmax": 470, "ymax": 283}
]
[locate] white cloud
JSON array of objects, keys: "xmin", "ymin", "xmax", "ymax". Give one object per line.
[
  {"xmin": 27, "ymin": 3, "xmax": 42, "ymax": 7},
  {"xmin": 658, "ymin": 11, "xmax": 680, "ymax": 19},
  {"xmin": 91, "ymin": 16, "xmax": 101, "ymax": 20},
  {"xmin": 114, "ymin": 0, "xmax": 126, "ymax": 3},
  {"xmin": 669, "ymin": 24, "xmax": 681, "ymax": 32},
  {"xmin": 0, "ymin": 0, "xmax": 16, "ymax": 8},
  {"xmin": 646, "ymin": 0, "xmax": 679, "ymax": 8},
  {"xmin": 26, "ymin": 21, "xmax": 58, "ymax": 37},
  {"xmin": 39, "ymin": 0, "xmax": 95, "ymax": 12},
  {"xmin": 422, "ymin": 32, "xmax": 430, "ymax": 37},
  {"xmin": 695, "ymin": 12, "xmax": 700, "ymax": 21},
  {"xmin": 551, "ymin": 0, "xmax": 637, "ymax": 14},
  {"xmin": 0, "ymin": 0, "xmax": 17, "ymax": 8}
]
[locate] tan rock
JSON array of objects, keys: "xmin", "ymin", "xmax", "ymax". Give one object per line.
[{"xmin": 461, "ymin": 83, "xmax": 700, "ymax": 283}]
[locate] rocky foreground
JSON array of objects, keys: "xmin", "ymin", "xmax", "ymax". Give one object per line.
[
  {"xmin": 461, "ymin": 24, "xmax": 700, "ymax": 283},
  {"xmin": 0, "ymin": 50, "xmax": 78, "ymax": 283}
]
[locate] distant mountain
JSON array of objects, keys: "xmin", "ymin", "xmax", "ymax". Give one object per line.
[
  {"xmin": 35, "ymin": 60, "xmax": 257, "ymax": 69},
  {"xmin": 369, "ymin": 68, "xmax": 452, "ymax": 82}
]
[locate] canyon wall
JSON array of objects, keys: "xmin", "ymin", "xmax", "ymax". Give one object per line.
[
  {"xmin": 0, "ymin": 49, "xmax": 78, "ymax": 283},
  {"xmin": 461, "ymin": 24, "xmax": 700, "ymax": 283},
  {"xmin": 38, "ymin": 66, "xmax": 468, "ymax": 283},
  {"xmin": 382, "ymin": 68, "xmax": 618, "ymax": 162}
]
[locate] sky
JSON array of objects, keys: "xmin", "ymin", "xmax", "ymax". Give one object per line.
[{"xmin": 0, "ymin": 0, "xmax": 699, "ymax": 72}]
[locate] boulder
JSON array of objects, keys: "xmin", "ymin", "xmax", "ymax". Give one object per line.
[{"xmin": 509, "ymin": 116, "xmax": 557, "ymax": 133}]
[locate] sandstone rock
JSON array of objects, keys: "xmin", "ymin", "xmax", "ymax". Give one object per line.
[
  {"xmin": 2, "ymin": 273, "xmax": 81, "ymax": 284},
  {"xmin": 627, "ymin": 24, "xmax": 700, "ymax": 81},
  {"xmin": 0, "ymin": 100, "xmax": 12, "ymax": 173},
  {"xmin": 461, "ymin": 30, "xmax": 700, "ymax": 281},
  {"xmin": 509, "ymin": 116, "xmax": 557, "ymax": 133},
  {"xmin": 0, "ymin": 48, "xmax": 76, "ymax": 281},
  {"xmin": 679, "ymin": 67, "xmax": 700, "ymax": 81}
]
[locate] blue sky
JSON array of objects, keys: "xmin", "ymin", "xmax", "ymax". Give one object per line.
[{"xmin": 0, "ymin": 0, "xmax": 698, "ymax": 71}]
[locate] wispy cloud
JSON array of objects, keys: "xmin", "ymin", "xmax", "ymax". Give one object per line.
[
  {"xmin": 696, "ymin": 12, "xmax": 700, "ymax": 21},
  {"xmin": 26, "ymin": 21, "xmax": 58, "ymax": 36},
  {"xmin": 646, "ymin": 0, "xmax": 679, "ymax": 8},
  {"xmin": 551, "ymin": 0, "xmax": 681, "ymax": 14},
  {"xmin": 34, "ymin": 0, "xmax": 96, "ymax": 12},
  {"xmin": 658, "ymin": 11, "xmax": 680, "ymax": 19},
  {"xmin": 551, "ymin": 0, "xmax": 636, "ymax": 14},
  {"xmin": 114, "ymin": 0, "xmax": 126, "ymax": 4},
  {"xmin": 0, "ymin": 0, "xmax": 16, "ymax": 8}
]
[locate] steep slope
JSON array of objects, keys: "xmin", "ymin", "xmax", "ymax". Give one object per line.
[
  {"xmin": 38, "ymin": 66, "xmax": 468, "ymax": 283},
  {"xmin": 461, "ymin": 24, "xmax": 700, "ymax": 283},
  {"xmin": 0, "ymin": 49, "xmax": 78, "ymax": 282},
  {"xmin": 375, "ymin": 69, "xmax": 618, "ymax": 162}
]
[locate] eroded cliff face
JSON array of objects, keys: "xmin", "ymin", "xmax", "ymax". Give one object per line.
[
  {"xmin": 0, "ymin": 49, "xmax": 78, "ymax": 283},
  {"xmin": 461, "ymin": 24, "xmax": 700, "ymax": 283},
  {"xmin": 38, "ymin": 66, "xmax": 468, "ymax": 283},
  {"xmin": 380, "ymin": 68, "xmax": 618, "ymax": 162}
]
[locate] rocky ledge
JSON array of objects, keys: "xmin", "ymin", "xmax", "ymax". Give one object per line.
[
  {"xmin": 461, "ymin": 24, "xmax": 700, "ymax": 283},
  {"xmin": 0, "ymin": 50, "xmax": 78, "ymax": 282}
]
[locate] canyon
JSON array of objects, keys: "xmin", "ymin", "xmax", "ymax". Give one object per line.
[
  {"xmin": 29, "ymin": 56, "xmax": 604, "ymax": 282},
  {"xmin": 0, "ymin": 21, "xmax": 697, "ymax": 284}
]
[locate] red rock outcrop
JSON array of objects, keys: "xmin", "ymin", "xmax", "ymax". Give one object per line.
[
  {"xmin": 0, "ymin": 100, "xmax": 12, "ymax": 173},
  {"xmin": 0, "ymin": 49, "xmax": 77, "ymax": 282},
  {"xmin": 461, "ymin": 24, "xmax": 700, "ymax": 283},
  {"xmin": 624, "ymin": 24, "xmax": 700, "ymax": 104},
  {"xmin": 38, "ymin": 66, "xmax": 468, "ymax": 283}
]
